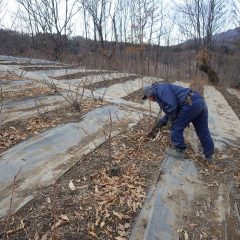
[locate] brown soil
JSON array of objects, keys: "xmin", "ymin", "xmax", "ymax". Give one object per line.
[
  {"xmin": 0, "ymin": 99, "xmax": 106, "ymax": 154},
  {"xmin": 54, "ymin": 71, "xmax": 113, "ymax": 80},
  {"xmin": 0, "ymin": 62, "xmax": 61, "ymax": 66},
  {"xmin": 0, "ymin": 116, "xmax": 171, "ymax": 239},
  {"xmin": 22, "ymin": 66, "xmax": 74, "ymax": 71},
  {"xmin": 2, "ymin": 85, "xmax": 56, "ymax": 101},
  {"xmin": 0, "ymin": 73, "xmax": 24, "ymax": 81},
  {"xmin": 85, "ymin": 75, "xmax": 142, "ymax": 91}
]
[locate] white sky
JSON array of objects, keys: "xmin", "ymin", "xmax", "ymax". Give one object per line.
[
  {"xmin": 1, "ymin": 0, "xmax": 187, "ymax": 46},
  {"xmin": 1, "ymin": 0, "xmax": 239, "ymax": 45},
  {"xmin": 1, "ymin": 0, "xmax": 19, "ymax": 31},
  {"xmin": 3, "ymin": 0, "xmax": 177, "ymax": 28}
]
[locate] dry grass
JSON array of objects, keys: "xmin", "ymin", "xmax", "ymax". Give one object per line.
[{"xmin": 189, "ymin": 73, "xmax": 208, "ymax": 96}]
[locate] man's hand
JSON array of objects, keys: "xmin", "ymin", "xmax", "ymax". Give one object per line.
[
  {"xmin": 146, "ymin": 121, "xmax": 164, "ymax": 139},
  {"xmin": 153, "ymin": 121, "xmax": 164, "ymax": 131}
]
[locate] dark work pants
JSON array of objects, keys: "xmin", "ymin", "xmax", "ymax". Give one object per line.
[{"xmin": 171, "ymin": 92, "xmax": 214, "ymax": 158}]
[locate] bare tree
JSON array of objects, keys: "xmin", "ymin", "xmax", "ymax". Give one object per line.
[
  {"xmin": 233, "ymin": 0, "xmax": 240, "ymax": 28},
  {"xmin": 80, "ymin": 0, "xmax": 109, "ymax": 49},
  {"xmin": 0, "ymin": 0, "xmax": 6, "ymax": 28},
  {"xmin": 128, "ymin": 0, "xmax": 156, "ymax": 74},
  {"xmin": 3, "ymin": 168, "xmax": 22, "ymax": 240},
  {"xmin": 175, "ymin": 0, "xmax": 227, "ymax": 84},
  {"xmin": 16, "ymin": 0, "xmax": 79, "ymax": 60}
]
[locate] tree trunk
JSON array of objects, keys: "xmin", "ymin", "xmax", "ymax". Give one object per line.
[{"xmin": 198, "ymin": 63, "xmax": 219, "ymax": 85}]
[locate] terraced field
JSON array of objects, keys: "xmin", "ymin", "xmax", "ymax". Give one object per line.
[{"xmin": 0, "ymin": 56, "xmax": 240, "ymax": 240}]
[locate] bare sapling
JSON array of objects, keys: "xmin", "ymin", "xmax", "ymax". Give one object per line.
[
  {"xmin": 18, "ymin": 61, "xmax": 26, "ymax": 79},
  {"xmin": 3, "ymin": 167, "xmax": 22, "ymax": 240},
  {"xmin": 97, "ymin": 88, "xmax": 108, "ymax": 101},
  {"xmin": 148, "ymin": 98, "xmax": 153, "ymax": 117},
  {"xmin": 98, "ymin": 72, "xmax": 109, "ymax": 101},
  {"xmin": 72, "ymin": 81, "xmax": 85, "ymax": 111},
  {"xmin": 31, "ymin": 82, "xmax": 46, "ymax": 117},
  {"xmin": 87, "ymin": 72, "xmax": 108, "ymax": 101},
  {"xmin": 129, "ymin": 79, "xmax": 135, "ymax": 93},
  {"xmin": 102, "ymin": 111, "xmax": 113, "ymax": 163},
  {"xmin": 43, "ymin": 74, "xmax": 85, "ymax": 112},
  {"xmin": 113, "ymin": 111, "xmax": 120, "ymax": 122},
  {"xmin": 122, "ymin": 82, "xmax": 131, "ymax": 97},
  {"xmin": 81, "ymin": 127, "xmax": 97, "ymax": 148},
  {"xmin": 137, "ymin": 109, "xmax": 162, "ymax": 152},
  {"xmin": 50, "ymin": 173, "xmax": 60, "ymax": 240},
  {"xmin": 101, "ymin": 111, "xmax": 121, "ymax": 176},
  {"xmin": 0, "ymin": 87, "xmax": 2, "ymax": 113}
]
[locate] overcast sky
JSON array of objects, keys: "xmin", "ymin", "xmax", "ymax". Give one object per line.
[
  {"xmin": 3, "ymin": 0, "xmax": 178, "ymax": 28},
  {"xmin": 1, "ymin": 0, "xmax": 182, "ymax": 44},
  {"xmin": 1, "ymin": 0, "xmax": 238, "ymax": 45}
]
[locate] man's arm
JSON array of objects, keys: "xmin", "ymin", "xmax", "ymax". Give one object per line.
[
  {"xmin": 155, "ymin": 84, "xmax": 178, "ymax": 121},
  {"xmin": 159, "ymin": 115, "xmax": 168, "ymax": 126}
]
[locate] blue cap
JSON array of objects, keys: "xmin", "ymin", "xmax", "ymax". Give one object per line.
[{"xmin": 142, "ymin": 84, "xmax": 154, "ymax": 100}]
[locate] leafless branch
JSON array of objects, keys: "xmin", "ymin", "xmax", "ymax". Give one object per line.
[
  {"xmin": 50, "ymin": 173, "xmax": 60, "ymax": 240},
  {"xmin": 0, "ymin": 87, "xmax": 3, "ymax": 113},
  {"xmin": 3, "ymin": 167, "xmax": 22, "ymax": 239},
  {"xmin": 102, "ymin": 111, "xmax": 113, "ymax": 163},
  {"xmin": 81, "ymin": 127, "xmax": 97, "ymax": 148}
]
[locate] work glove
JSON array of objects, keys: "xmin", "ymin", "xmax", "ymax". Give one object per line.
[
  {"xmin": 146, "ymin": 121, "xmax": 164, "ymax": 139},
  {"xmin": 153, "ymin": 121, "xmax": 164, "ymax": 132}
]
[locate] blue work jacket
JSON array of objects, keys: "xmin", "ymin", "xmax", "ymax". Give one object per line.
[{"xmin": 152, "ymin": 83, "xmax": 191, "ymax": 124}]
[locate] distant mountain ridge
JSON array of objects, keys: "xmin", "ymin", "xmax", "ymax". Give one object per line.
[
  {"xmin": 213, "ymin": 27, "xmax": 240, "ymax": 43},
  {"xmin": 178, "ymin": 27, "xmax": 240, "ymax": 47}
]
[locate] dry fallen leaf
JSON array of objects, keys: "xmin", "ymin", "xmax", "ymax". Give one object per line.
[
  {"xmin": 6, "ymin": 219, "xmax": 25, "ymax": 234},
  {"xmin": 124, "ymin": 223, "xmax": 130, "ymax": 229},
  {"xmin": 189, "ymin": 223, "xmax": 197, "ymax": 228},
  {"xmin": 184, "ymin": 230, "xmax": 189, "ymax": 240},
  {"xmin": 115, "ymin": 237, "xmax": 127, "ymax": 240},
  {"xmin": 34, "ymin": 232, "xmax": 40, "ymax": 240},
  {"xmin": 78, "ymin": 184, "xmax": 88, "ymax": 189},
  {"xmin": 60, "ymin": 214, "xmax": 70, "ymax": 221},
  {"xmin": 40, "ymin": 233, "xmax": 48, "ymax": 240},
  {"xmin": 117, "ymin": 229, "xmax": 127, "ymax": 237},
  {"xmin": 69, "ymin": 180, "xmax": 76, "ymax": 191},
  {"xmin": 122, "ymin": 214, "xmax": 131, "ymax": 219},
  {"xmin": 118, "ymin": 224, "xmax": 125, "ymax": 231},
  {"xmin": 51, "ymin": 220, "xmax": 63, "ymax": 230},
  {"xmin": 100, "ymin": 221, "xmax": 105, "ymax": 228},
  {"xmin": 113, "ymin": 211, "xmax": 123, "ymax": 220},
  {"xmin": 89, "ymin": 231, "xmax": 97, "ymax": 237},
  {"xmin": 46, "ymin": 197, "xmax": 51, "ymax": 204}
]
